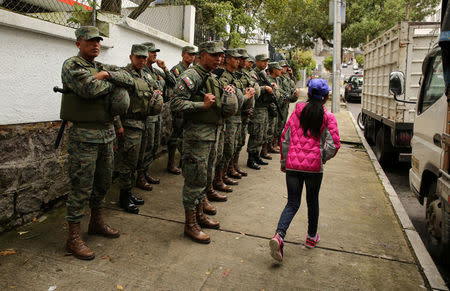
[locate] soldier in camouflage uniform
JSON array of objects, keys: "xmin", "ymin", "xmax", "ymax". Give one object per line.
[
  {"xmin": 61, "ymin": 26, "xmax": 133, "ymax": 260},
  {"xmin": 215, "ymin": 49, "xmax": 254, "ymax": 190},
  {"xmin": 167, "ymin": 46, "xmax": 196, "ymax": 175},
  {"xmin": 265, "ymin": 62, "xmax": 283, "ymax": 154},
  {"xmin": 246, "ymin": 54, "xmax": 275, "ymax": 169},
  {"xmin": 171, "ymin": 41, "xmax": 238, "ymax": 244},
  {"xmin": 273, "ymin": 60, "xmax": 299, "ymax": 151},
  {"xmin": 135, "ymin": 42, "xmax": 177, "ymax": 190},
  {"xmin": 115, "ymin": 44, "xmax": 164, "ymax": 214}
]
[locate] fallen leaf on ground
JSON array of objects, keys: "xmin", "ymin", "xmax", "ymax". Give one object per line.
[
  {"xmin": 48, "ymin": 286, "xmax": 57, "ymax": 291},
  {"xmin": 222, "ymin": 269, "xmax": 231, "ymax": 278},
  {"xmin": 205, "ymin": 270, "xmax": 211, "ymax": 275},
  {"xmin": 33, "ymin": 218, "xmax": 37, "ymax": 222},
  {"xmin": 240, "ymin": 232, "xmax": 246, "ymax": 236},
  {"xmin": 83, "ymin": 266, "xmax": 87, "ymax": 269},
  {"xmin": 0, "ymin": 249, "xmax": 17, "ymax": 256},
  {"xmin": 116, "ymin": 285, "xmax": 124, "ymax": 290},
  {"xmin": 240, "ymin": 259, "xmax": 244, "ymax": 263},
  {"xmin": 261, "ymin": 206, "xmax": 265, "ymax": 209},
  {"xmin": 38, "ymin": 215, "xmax": 48, "ymax": 222},
  {"xmin": 9, "ymin": 286, "xmax": 16, "ymax": 289},
  {"xmin": 18, "ymin": 231, "xmax": 28, "ymax": 235}
]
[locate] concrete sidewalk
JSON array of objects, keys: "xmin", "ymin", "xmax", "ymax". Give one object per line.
[{"xmin": 0, "ymin": 104, "xmax": 433, "ymax": 290}]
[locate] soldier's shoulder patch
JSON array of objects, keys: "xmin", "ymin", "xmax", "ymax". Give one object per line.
[
  {"xmin": 182, "ymin": 76, "xmax": 194, "ymax": 89},
  {"xmin": 172, "ymin": 68, "xmax": 180, "ymax": 77}
]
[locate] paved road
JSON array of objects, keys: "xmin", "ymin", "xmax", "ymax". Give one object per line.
[{"xmin": 346, "ymin": 101, "xmax": 450, "ymax": 287}]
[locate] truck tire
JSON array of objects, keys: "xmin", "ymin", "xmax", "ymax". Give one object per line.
[
  {"xmin": 426, "ymin": 184, "xmax": 450, "ymax": 264},
  {"xmin": 357, "ymin": 113, "xmax": 365, "ymax": 130},
  {"xmin": 375, "ymin": 127, "xmax": 393, "ymax": 166},
  {"xmin": 363, "ymin": 116, "xmax": 374, "ymax": 145}
]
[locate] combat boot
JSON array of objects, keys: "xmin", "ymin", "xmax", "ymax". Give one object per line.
[
  {"xmin": 88, "ymin": 208, "xmax": 120, "ymax": 238},
  {"xmin": 223, "ymin": 167, "xmax": 238, "ymax": 186},
  {"xmin": 136, "ymin": 172, "xmax": 153, "ymax": 191},
  {"xmin": 197, "ymin": 202, "xmax": 220, "ymax": 229},
  {"xmin": 66, "ymin": 222, "xmax": 95, "ymax": 260},
  {"xmin": 269, "ymin": 138, "xmax": 280, "ymax": 153},
  {"xmin": 247, "ymin": 153, "xmax": 261, "ymax": 170},
  {"xmin": 234, "ymin": 155, "xmax": 248, "ymax": 176},
  {"xmin": 119, "ymin": 189, "xmax": 139, "ymax": 214},
  {"xmin": 227, "ymin": 161, "xmax": 242, "ymax": 179},
  {"xmin": 144, "ymin": 171, "xmax": 160, "ymax": 184},
  {"xmin": 213, "ymin": 167, "xmax": 233, "ymax": 193},
  {"xmin": 167, "ymin": 146, "xmax": 181, "ymax": 175},
  {"xmin": 261, "ymin": 143, "xmax": 273, "ymax": 160},
  {"xmin": 206, "ymin": 185, "xmax": 228, "ymax": 202},
  {"xmin": 202, "ymin": 196, "xmax": 217, "ymax": 215},
  {"xmin": 256, "ymin": 152, "xmax": 269, "ymax": 165},
  {"xmin": 184, "ymin": 209, "xmax": 210, "ymax": 244}
]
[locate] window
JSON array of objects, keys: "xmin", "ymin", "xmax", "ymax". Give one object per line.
[{"xmin": 419, "ymin": 52, "xmax": 445, "ymax": 114}]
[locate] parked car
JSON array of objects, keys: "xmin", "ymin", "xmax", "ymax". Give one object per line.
[
  {"xmin": 344, "ymin": 74, "xmax": 363, "ymax": 102},
  {"xmin": 353, "ymin": 64, "xmax": 358, "ymax": 70},
  {"xmin": 342, "ymin": 63, "xmax": 348, "ymax": 68}
]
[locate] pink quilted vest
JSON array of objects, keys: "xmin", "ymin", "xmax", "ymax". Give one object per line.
[{"xmin": 280, "ymin": 102, "xmax": 341, "ymax": 172}]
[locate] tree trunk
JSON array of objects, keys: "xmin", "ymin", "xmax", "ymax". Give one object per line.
[
  {"xmin": 128, "ymin": 0, "xmax": 155, "ymax": 20},
  {"xmin": 100, "ymin": 0, "xmax": 122, "ymax": 14}
]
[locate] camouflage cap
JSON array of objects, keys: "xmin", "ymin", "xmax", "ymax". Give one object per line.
[
  {"xmin": 279, "ymin": 60, "xmax": 290, "ymax": 67},
  {"xmin": 268, "ymin": 62, "xmax": 282, "ymax": 70},
  {"xmin": 182, "ymin": 46, "xmax": 196, "ymax": 54},
  {"xmin": 255, "ymin": 54, "xmax": 270, "ymax": 61},
  {"xmin": 142, "ymin": 42, "xmax": 160, "ymax": 52},
  {"xmin": 131, "ymin": 44, "xmax": 148, "ymax": 57},
  {"xmin": 225, "ymin": 48, "xmax": 241, "ymax": 58},
  {"xmin": 198, "ymin": 41, "xmax": 224, "ymax": 54},
  {"xmin": 75, "ymin": 26, "xmax": 103, "ymax": 41},
  {"xmin": 247, "ymin": 55, "xmax": 256, "ymax": 63},
  {"xmin": 237, "ymin": 48, "xmax": 249, "ymax": 58}
]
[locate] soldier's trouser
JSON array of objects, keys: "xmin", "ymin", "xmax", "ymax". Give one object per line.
[
  {"xmin": 219, "ymin": 120, "xmax": 240, "ymax": 169},
  {"xmin": 168, "ymin": 112, "xmax": 184, "ymax": 154},
  {"xmin": 215, "ymin": 126, "xmax": 225, "ymax": 168},
  {"xmin": 137, "ymin": 115, "xmax": 161, "ymax": 173},
  {"xmin": 235, "ymin": 121, "xmax": 245, "ymax": 156},
  {"xmin": 277, "ymin": 105, "xmax": 289, "ymax": 137},
  {"xmin": 267, "ymin": 115, "xmax": 278, "ymax": 143},
  {"xmin": 66, "ymin": 138, "xmax": 113, "ymax": 223},
  {"xmin": 117, "ymin": 127, "xmax": 144, "ymax": 190},
  {"xmin": 247, "ymin": 107, "xmax": 269, "ymax": 154},
  {"xmin": 182, "ymin": 138, "xmax": 218, "ymax": 210}
]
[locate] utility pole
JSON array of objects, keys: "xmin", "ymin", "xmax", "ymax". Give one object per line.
[{"xmin": 332, "ymin": 0, "xmax": 341, "ymax": 113}]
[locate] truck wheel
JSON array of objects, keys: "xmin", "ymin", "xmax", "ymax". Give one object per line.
[
  {"xmin": 363, "ymin": 116, "xmax": 374, "ymax": 145},
  {"xmin": 357, "ymin": 113, "xmax": 364, "ymax": 130},
  {"xmin": 375, "ymin": 127, "xmax": 393, "ymax": 165},
  {"xmin": 426, "ymin": 188, "xmax": 450, "ymax": 264}
]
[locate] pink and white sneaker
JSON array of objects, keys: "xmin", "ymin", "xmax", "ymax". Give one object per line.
[
  {"xmin": 269, "ymin": 233, "xmax": 284, "ymax": 262},
  {"xmin": 305, "ymin": 233, "xmax": 320, "ymax": 249}
]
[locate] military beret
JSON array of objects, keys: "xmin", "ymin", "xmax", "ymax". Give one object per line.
[
  {"xmin": 182, "ymin": 46, "xmax": 196, "ymax": 54},
  {"xmin": 131, "ymin": 44, "xmax": 148, "ymax": 57},
  {"xmin": 237, "ymin": 48, "xmax": 249, "ymax": 58},
  {"xmin": 268, "ymin": 62, "xmax": 282, "ymax": 70},
  {"xmin": 225, "ymin": 49, "xmax": 241, "ymax": 58},
  {"xmin": 75, "ymin": 26, "xmax": 103, "ymax": 41},
  {"xmin": 198, "ymin": 41, "xmax": 224, "ymax": 54},
  {"xmin": 142, "ymin": 42, "xmax": 160, "ymax": 52},
  {"xmin": 255, "ymin": 54, "xmax": 270, "ymax": 61},
  {"xmin": 279, "ymin": 60, "xmax": 290, "ymax": 67}
]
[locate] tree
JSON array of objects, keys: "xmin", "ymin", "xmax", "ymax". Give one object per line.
[
  {"xmin": 293, "ymin": 50, "xmax": 317, "ymax": 76},
  {"xmin": 100, "ymin": 0, "xmax": 122, "ymax": 14},
  {"xmin": 259, "ymin": 0, "xmax": 440, "ymax": 49},
  {"xmin": 356, "ymin": 55, "xmax": 364, "ymax": 67},
  {"xmin": 324, "ymin": 55, "xmax": 333, "ymax": 72}
]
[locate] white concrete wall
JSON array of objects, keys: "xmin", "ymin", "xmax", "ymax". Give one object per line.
[
  {"xmin": 0, "ymin": 10, "xmax": 193, "ymax": 125},
  {"xmin": 245, "ymin": 43, "xmax": 269, "ymax": 58},
  {"xmin": 122, "ymin": 5, "xmax": 195, "ymax": 44}
]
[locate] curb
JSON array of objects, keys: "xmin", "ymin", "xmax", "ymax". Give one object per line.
[{"xmin": 347, "ymin": 110, "xmax": 448, "ymax": 291}]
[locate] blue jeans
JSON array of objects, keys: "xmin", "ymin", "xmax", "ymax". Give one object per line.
[{"xmin": 276, "ymin": 170, "xmax": 323, "ymax": 238}]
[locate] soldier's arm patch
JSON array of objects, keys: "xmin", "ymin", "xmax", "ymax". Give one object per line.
[
  {"xmin": 182, "ymin": 76, "xmax": 194, "ymax": 89},
  {"xmin": 173, "ymin": 68, "xmax": 180, "ymax": 77}
]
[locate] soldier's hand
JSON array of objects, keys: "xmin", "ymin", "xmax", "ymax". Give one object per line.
[
  {"xmin": 245, "ymin": 87, "xmax": 255, "ymax": 99},
  {"xmin": 272, "ymin": 83, "xmax": 279, "ymax": 90},
  {"xmin": 156, "ymin": 59, "xmax": 167, "ymax": 70},
  {"xmin": 224, "ymin": 85, "xmax": 235, "ymax": 95},
  {"xmin": 154, "ymin": 90, "xmax": 163, "ymax": 95},
  {"xmin": 116, "ymin": 127, "xmax": 124, "ymax": 138},
  {"xmin": 265, "ymin": 86, "xmax": 273, "ymax": 94},
  {"xmin": 204, "ymin": 93, "xmax": 215, "ymax": 109},
  {"xmin": 294, "ymin": 88, "xmax": 300, "ymax": 97},
  {"xmin": 94, "ymin": 71, "xmax": 110, "ymax": 80}
]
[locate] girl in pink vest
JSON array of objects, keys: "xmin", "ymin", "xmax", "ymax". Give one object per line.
[{"xmin": 269, "ymin": 79, "xmax": 341, "ymax": 262}]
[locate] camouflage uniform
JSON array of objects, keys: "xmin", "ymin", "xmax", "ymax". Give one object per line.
[
  {"xmin": 171, "ymin": 64, "xmax": 223, "ymax": 210},
  {"xmin": 277, "ymin": 73, "xmax": 298, "ymax": 136},
  {"xmin": 137, "ymin": 64, "xmax": 176, "ymax": 175},
  {"xmin": 265, "ymin": 74, "xmax": 281, "ymax": 143},
  {"xmin": 62, "ymin": 54, "xmax": 133, "ymax": 223},
  {"xmin": 247, "ymin": 67, "xmax": 270, "ymax": 155},
  {"xmin": 168, "ymin": 61, "xmax": 190, "ymax": 152},
  {"xmin": 116, "ymin": 60, "xmax": 162, "ymax": 191}
]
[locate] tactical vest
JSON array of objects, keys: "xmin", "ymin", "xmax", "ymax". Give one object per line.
[
  {"xmin": 60, "ymin": 57, "xmax": 124, "ymax": 123},
  {"xmin": 184, "ymin": 67, "xmax": 223, "ymax": 125},
  {"xmin": 127, "ymin": 76, "xmax": 162, "ymax": 118}
]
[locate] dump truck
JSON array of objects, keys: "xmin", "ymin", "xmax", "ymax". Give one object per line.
[{"xmin": 361, "ymin": 21, "xmax": 440, "ymax": 165}]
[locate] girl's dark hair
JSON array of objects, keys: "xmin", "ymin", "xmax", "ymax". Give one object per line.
[{"xmin": 300, "ymin": 97, "xmax": 324, "ymax": 137}]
